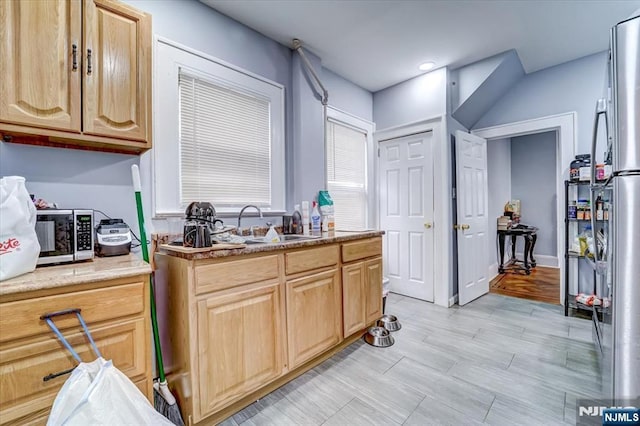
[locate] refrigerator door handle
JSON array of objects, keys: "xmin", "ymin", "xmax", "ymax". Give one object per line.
[
  {"xmin": 590, "ymin": 186, "xmax": 599, "ymax": 263},
  {"xmin": 590, "ymin": 98, "xmax": 608, "ymax": 187},
  {"xmin": 590, "ymin": 99, "xmax": 608, "ymax": 265}
]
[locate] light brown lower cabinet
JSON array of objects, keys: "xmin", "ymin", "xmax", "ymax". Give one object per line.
[
  {"xmin": 286, "ymin": 268, "xmax": 342, "ymax": 369},
  {"xmin": 196, "ymin": 280, "xmax": 285, "ymax": 419},
  {"xmin": 342, "ymin": 256, "xmax": 383, "ymax": 337},
  {"xmin": 158, "ymin": 236, "xmax": 382, "ymax": 425},
  {"xmin": 0, "ymin": 276, "xmax": 152, "ymax": 425},
  {"xmin": 365, "ymin": 257, "xmax": 383, "ymax": 323},
  {"xmin": 340, "ymin": 238, "xmax": 383, "ymax": 336},
  {"xmin": 342, "ymin": 262, "xmax": 367, "ymax": 337}
]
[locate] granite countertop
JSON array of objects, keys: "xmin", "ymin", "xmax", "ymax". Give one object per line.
[
  {"xmin": 159, "ymin": 230, "xmax": 384, "ymax": 260},
  {"xmin": 0, "ymin": 254, "xmax": 151, "ymax": 296}
]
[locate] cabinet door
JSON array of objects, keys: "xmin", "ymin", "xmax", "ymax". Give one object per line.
[
  {"xmin": 82, "ymin": 0, "xmax": 150, "ymax": 142},
  {"xmin": 196, "ymin": 281, "xmax": 284, "ymax": 420},
  {"xmin": 365, "ymin": 257, "xmax": 383, "ymax": 324},
  {"xmin": 342, "ymin": 262, "xmax": 366, "ymax": 337},
  {"xmin": 286, "ymin": 269, "xmax": 342, "ymax": 369},
  {"xmin": 0, "ymin": 0, "xmax": 81, "ymax": 132}
]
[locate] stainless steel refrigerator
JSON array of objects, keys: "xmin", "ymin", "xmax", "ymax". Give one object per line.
[{"xmin": 591, "ymin": 14, "xmax": 640, "ymax": 403}]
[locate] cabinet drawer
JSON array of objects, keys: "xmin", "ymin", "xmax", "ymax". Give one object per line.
[
  {"xmin": 341, "ymin": 237, "xmax": 382, "ymax": 263},
  {"xmin": 195, "ymin": 255, "xmax": 279, "ymax": 294},
  {"xmin": 0, "ymin": 280, "xmax": 146, "ymax": 343},
  {"xmin": 0, "ymin": 317, "xmax": 148, "ymax": 425},
  {"xmin": 285, "ymin": 245, "xmax": 339, "ymax": 275}
]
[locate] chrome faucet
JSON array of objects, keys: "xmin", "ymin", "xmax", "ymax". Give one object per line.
[{"xmin": 237, "ymin": 205, "xmax": 263, "ymax": 237}]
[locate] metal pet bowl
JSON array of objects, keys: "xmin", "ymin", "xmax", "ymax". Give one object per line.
[
  {"xmin": 377, "ymin": 314, "xmax": 402, "ymax": 332},
  {"xmin": 363, "ymin": 326, "xmax": 394, "ymax": 347}
]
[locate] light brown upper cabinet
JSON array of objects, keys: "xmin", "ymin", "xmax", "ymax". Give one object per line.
[{"xmin": 0, "ymin": 0, "xmax": 151, "ymax": 153}]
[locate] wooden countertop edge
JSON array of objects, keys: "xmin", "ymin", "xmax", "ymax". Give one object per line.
[
  {"xmin": 158, "ymin": 230, "xmax": 385, "ymax": 260},
  {"xmin": 0, "ymin": 255, "xmax": 152, "ymax": 297}
]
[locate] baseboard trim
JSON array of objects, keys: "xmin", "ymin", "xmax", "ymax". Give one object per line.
[
  {"xmin": 448, "ymin": 294, "xmax": 458, "ymax": 307},
  {"xmin": 515, "ymin": 253, "xmax": 559, "ymax": 268},
  {"xmin": 489, "ymin": 262, "xmax": 499, "ymax": 281}
]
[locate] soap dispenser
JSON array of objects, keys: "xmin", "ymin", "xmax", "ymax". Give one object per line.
[{"xmin": 265, "ymin": 222, "xmax": 281, "ymax": 243}]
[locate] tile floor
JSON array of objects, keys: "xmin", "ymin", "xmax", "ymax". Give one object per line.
[{"xmin": 219, "ymin": 293, "xmax": 600, "ymax": 425}]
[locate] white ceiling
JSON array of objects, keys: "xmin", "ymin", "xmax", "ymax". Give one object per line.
[{"xmin": 202, "ymin": 0, "xmax": 640, "ymax": 92}]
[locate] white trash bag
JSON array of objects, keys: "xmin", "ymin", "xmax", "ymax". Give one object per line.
[
  {"xmin": 48, "ymin": 358, "xmax": 174, "ymax": 426},
  {"xmin": 0, "ymin": 176, "xmax": 40, "ymax": 281},
  {"xmin": 44, "ymin": 310, "xmax": 174, "ymax": 426}
]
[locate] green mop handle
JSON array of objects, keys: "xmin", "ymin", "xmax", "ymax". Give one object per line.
[{"xmin": 132, "ymin": 165, "xmax": 167, "ymax": 384}]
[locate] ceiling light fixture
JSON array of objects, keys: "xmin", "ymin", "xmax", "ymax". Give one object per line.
[{"xmin": 418, "ymin": 61, "xmax": 436, "ymax": 71}]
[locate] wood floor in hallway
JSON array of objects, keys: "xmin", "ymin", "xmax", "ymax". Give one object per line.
[{"xmin": 490, "ymin": 266, "xmax": 560, "ymax": 304}]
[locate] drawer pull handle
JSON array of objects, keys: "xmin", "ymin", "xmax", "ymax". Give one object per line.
[
  {"xmin": 43, "ymin": 367, "xmax": 75, "ymax": 382},
  {"xmin": 87, "ymin": 49, "xmax": 92, "ymax": 75},
  {"xmin": 72, "ymin": 43, "xmax": 78, "ymax": 71},
  {"xmin": 40, "ymin": 308, "xmax": 81, "ymax": 320},
  {"xmin": 42, "ymin": 309, "xmax": 102, "ymax": 362}
]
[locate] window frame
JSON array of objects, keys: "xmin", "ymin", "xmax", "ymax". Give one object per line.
[
  {"xmin": 325, "ymin": 106, "xmax": 376, "ymax": 229},
  {"xmin": 153, "ymin": 37, "xmax": 285, "ymax": 218}
]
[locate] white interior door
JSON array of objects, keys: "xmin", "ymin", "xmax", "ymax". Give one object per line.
[
  {"xmin": 379, "ymin": 132, "xmax": 435, "ymax": 301},
  {"xmin": 456, "ymin": 131, "xmax": 489, "ymax": 305}
]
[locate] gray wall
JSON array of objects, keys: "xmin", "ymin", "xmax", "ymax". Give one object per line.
[
  {"xmin": 373, "ymin": 68, "xmax": 447, "ymax": 130},
  {"xmin": 289, "ymin": 56, "xmax": 375, "ymax": 209},
  {"xmin": 454, "ymin": 52, "xmax": 505, "ymax": 108},
  {"xmin": 487, "ymin": 138, "xmax": 512, "ymax": 268},
  {"xmin": 323, "ymin": 67, "xmax": 373, "ymax": 122},
  {"xmin": 291, "ymin": 49, "xmax": 325, "ymax": 209},
  {"xmin": 0, "ymin": 145, "xmax": 140, "ymax": 234},
  {"xmin": 474, "ymin": 51, "xmax": 608, "ymax": 154},
  {"xmin": 510, "ymin": 131, "xmax": 557, "ymax": 257},
  {"xmin": 452, "ymin": 50, "xmax": 525, "ymax": 130},
  {"xmin": 125, "ymin": 0, "xmax": 292, "ymax": 85}
]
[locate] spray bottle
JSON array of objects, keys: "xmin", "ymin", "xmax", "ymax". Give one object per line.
[{"xmin": 311, "ymin": 201, "xmax": 321, "ymax": 233}]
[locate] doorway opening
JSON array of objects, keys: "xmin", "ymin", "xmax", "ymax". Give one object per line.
[
  {"xmin": 486, "ymin": 131, "xmax": 560, "ymax": 304},
  {"xmin": 472, "ymin": 112, "xmax": 576, "ymax": 306}
]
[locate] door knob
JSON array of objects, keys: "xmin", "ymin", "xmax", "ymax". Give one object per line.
[
  {"xmin": 424, "ymin": 222, "xmax": 432, "ymax": 229},
  {"xmin": 461, "ymin": 224, "xmax": 470, "ymax": 230}
]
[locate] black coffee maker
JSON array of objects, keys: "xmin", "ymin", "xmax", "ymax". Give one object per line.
[{"xmin": 183, "ymin": 202, "xmax": 217, "ymax": 248}]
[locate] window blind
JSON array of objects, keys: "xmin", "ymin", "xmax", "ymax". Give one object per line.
[
  {"xmin": 326, "ymin": 120, "xmax": 368, "ymax": 229},
  {"xmin": 179, "ymin": 71, "xmax": 272, "ymax": 207}
]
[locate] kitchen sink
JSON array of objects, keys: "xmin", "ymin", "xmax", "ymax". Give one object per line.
[
  {"xmin": 242, "ymin": 239, "xmax": 268, "ymax": 244},
  {"xmin": 243, "ymin": 234, "xmax": 321, "ymax": 244},
  {"xmin": 279, "ymin": 234, "xmax": 321, "ymax": 241}
]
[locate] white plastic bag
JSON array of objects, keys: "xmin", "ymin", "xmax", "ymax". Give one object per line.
[
  {"xmin": 47, "ymin": 358, "xmax": 174, "ymax": 426},
  {"xmin": 44, "ymin": 308, "xmax": 175, "ymax": 426},
  {"xmin": 0, "ymin": 176, "xmax": 40, "ymax": 281}
]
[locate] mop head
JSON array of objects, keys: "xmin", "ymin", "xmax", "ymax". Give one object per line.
[{"xmin": 154, "ymin": 385, "xmax": 185, "ymax": 426}]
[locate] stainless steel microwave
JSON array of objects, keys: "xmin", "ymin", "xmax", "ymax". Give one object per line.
[{"xmin": 35, "ymin": 209, "xmax": 94, "ymax": 265}]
